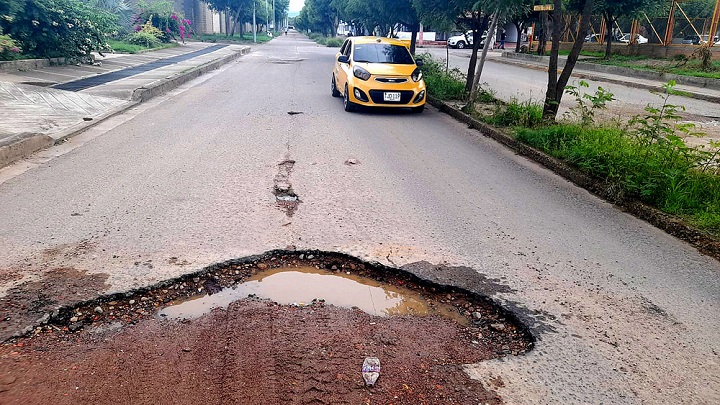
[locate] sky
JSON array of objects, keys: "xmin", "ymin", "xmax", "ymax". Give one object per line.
[{"xmin": 289, "ymin": 0, "xmax": 305, "ymax": 12}]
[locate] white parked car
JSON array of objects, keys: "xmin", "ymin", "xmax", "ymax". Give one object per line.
[
  {"xmin": 447, "ymin": 30, "xmax": 486, "ymax": 49},
  {"xmin": 618, "ymin": 34, "xmax": 648, "ymax": 44}
]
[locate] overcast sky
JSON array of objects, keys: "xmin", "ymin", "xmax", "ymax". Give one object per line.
[{"xmin": 289, "ymin": 0, "xmax": 304, "ymax": 12}]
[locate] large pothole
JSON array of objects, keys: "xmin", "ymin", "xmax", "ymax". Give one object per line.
[{"xmin": 0, "ymin": 251, "xmax": 533, "ymax": 404}]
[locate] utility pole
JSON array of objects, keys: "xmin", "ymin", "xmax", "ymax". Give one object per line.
[
  {"xmin": 265, "ymin": 0, "xmax": 268, "ymax": 33},
  {"xmin": 253, "ymin": 1, "xmax": 257, "ymax": 43},
  {"xmin": 273, "ymin": 0, "xmax": 276, "ymax": 32}
]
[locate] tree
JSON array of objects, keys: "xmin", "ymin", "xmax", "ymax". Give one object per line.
[
  {"xmin": 598, "ymin": 0, "xmax": 658, "ymax": 59},
  {"xmin": 297, "ymin": 0, "xmax": 345, "ymax": 36},
  {"xmin": 273, "ymin": 0, "xmax": 290, "ymax": 29},
  {"xmin": 467, "ymin": 0, "xmax": 524, "ymax": 107},
  {"xmin": 89, "ymin": 0, "xmax": 133, "ymax": 32},
  {"xmin": 542, "ymin": 0, "xmax": 595, "ymax": 120},
  {"xmin": 343, "ymin": 0, "xmax": 421, "ymax": 52},
  {"xmin": 414, "ymin": 0, "xmax": 491, "ymax": 93},
  {"xmin": 509, "ymin": 0, "xmax": 533, "ymax": 53},
  {"xmin": 203, "ymin": 0, "xmax": 254, "ymax": 36}
]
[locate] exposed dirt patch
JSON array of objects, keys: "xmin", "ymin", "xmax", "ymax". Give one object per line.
[
  {"xmin": 0, "ymin": 268, "xmax": 109, "ymax": 342},
  {"xmin": 0, "ymin": 251, "xmax": 534, "ymax": 404},
  {"xmin": 42, "ymin": 239, "xmax": 96, "ymax": 260},
  {"xmin": 0, "ymin": 301, "xmax": 512, "ymax": 404},
  {"xmin": 0, "ymin": 270, "xmax": 24, "ymax": 285}
]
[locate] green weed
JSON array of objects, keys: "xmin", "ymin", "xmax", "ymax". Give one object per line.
[
  {"xmin": 417, "ymin": 53, "xmax": 466, "ymax": 101},
  {"xmin": 482, "ymin": 99, "xmax": 543, "ymax": 128}
]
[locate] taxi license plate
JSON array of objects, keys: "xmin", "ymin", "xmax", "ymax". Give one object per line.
[{"xmin": 383, "ymin": 92, "xmax": 401, "ymax": 102}]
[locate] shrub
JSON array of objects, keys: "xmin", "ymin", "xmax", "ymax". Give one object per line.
[
  {"xmin": 2, "ymin": 0, "xmax": 113, "ymax": 61},
  {"xmin": 132, "ymin": 0, "xmax": 191, "ymax": 42},
  {"xmin": 325, "ymin": 38, "xmax": 343, "ymax": 47},
  {"xmin": 0, "ymin": 33, "xmax": 22, "ymax": 61},
  {"xmin": 418, "ymin": 54, "xmax": 466, "ymax": 101},
  {"xmin": 125, "ymin": 31, "xmax": 160, "ymax": 48}
]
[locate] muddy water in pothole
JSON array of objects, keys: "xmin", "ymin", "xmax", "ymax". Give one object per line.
[{"xmin": 159, "ymin": 266, "xmax": 466, "ymax": 323}]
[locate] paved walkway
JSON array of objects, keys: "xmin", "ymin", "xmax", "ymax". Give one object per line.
[
  {"xmin": 0, "ymin": 82, "xmax": 125, "ymax": 138},
  {"xmin": 0, "ymin": 42, "xmax": 248, "ymax": 166}
]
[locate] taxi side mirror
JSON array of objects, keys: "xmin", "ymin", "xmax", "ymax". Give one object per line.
[{"xmin": 338, "ymin": 55, "xmax": 350, "ymax": 63}]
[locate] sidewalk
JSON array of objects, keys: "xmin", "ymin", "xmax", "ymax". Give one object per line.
[
  {"xmin": 492, "ymin": 51, "xmax": 720, "ymax": 104},
  {"xmin": 0, "ymin": 42, "xmax": 250, "ymax": 168}
]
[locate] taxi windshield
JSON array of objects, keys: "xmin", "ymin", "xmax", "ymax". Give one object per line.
[{"xmin": 352, "ymin": 43, "xmax": 414, "ymax": 64}]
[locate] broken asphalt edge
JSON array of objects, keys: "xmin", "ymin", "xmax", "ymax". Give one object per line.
[
  {"xmin": 2, "ymin": 249, "xmax": 538, "ymax": 350},
  {"xmin": 0, "ymin": 46, "xmax": 250, "ymax": 169},
  {"xmin": 491, "ymin": 57, "xmax": 720, "ymax": 105},
  {"xmin": 427, "ymin": 95, "xmax": 720, "ymax": 263}
]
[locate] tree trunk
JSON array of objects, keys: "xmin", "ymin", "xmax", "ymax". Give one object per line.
[
  {"xmin": 410, "ymin": 25, "xmax": 418, "ymax": 55},
  {"xmin": 604, "ymin": 12, "xmax": 613, "ymax": 59},
  {"xmin": 465, "ymin": 14, "xmax": 489, "ymax": 94},
  {"xmin": 230, "ymin": 3, "xmax": 244, "ymax": 37},
  {"xmin": 225, "ymin": 11, "xmax": 231, "ymax": 36},
  {"xmin": 514, "ymin": 21, "xmax": 523, "ymax": 53},
  {"xmin": 543, "ymin": 0, "xmax": 595, "ymax": 121},
  {"xmin": 538, "ymin": 11, "xmax": 548, "ymax": 55},
  {"xmin": 469, "ymin": 10, "xmax": 500, "ymax": 105}
]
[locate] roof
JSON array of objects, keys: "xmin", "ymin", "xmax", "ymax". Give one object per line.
[{"xmin": 350, "ymin": 36, "xmax": 409, "ymax": 46}]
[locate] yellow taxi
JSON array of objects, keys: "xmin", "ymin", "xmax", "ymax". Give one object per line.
[{"xmin": 332, "ymin": 36, "xmax": 426, "ymax": 113}]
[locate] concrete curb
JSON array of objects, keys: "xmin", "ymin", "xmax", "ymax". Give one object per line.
[
  {"xmin": 0, "ymin": 47, "xmax": 249, "ymax": 169},
  {"xmin": 50, "ymin": 101, "xmax": 140, "ymax": 143},
  {"xmin": 493, "ymin": 56, "xmax": 720, "ymax": 104},
  {"xmin": 0, "ymin": 57, "xmax": 68, "ymax": 72},
  {"xmin": 0, "ymin": 133, "xmax": 54, "ymax": 168},
  {"xmin": 428, "ymin": 96, "xmax": 720, "ymax": 261}
]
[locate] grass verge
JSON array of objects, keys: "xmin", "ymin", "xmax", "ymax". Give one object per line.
[
  {"xmin": 420, "ymin": 54, "xmax": 720, "ymax": 234},
  {"xmin": 584, "ymin": 54, "xmax": 720, "ymax": 79},
  {"xmin": 105, "ymin": 40, "xmax": 178, "ymax": 54},
  {"xmin": 306, "ymin": 33, "xmax": 344, "ymax": 47}
]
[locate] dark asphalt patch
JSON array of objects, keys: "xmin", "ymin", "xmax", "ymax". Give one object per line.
[{"xmin": 53, "ymin": 45, "xmax": 228, "ymax": 91}]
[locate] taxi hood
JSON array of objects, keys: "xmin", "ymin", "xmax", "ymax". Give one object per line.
[{"xmin": 354, "ymin": 62, "xmax": 418, "ymax": 76}]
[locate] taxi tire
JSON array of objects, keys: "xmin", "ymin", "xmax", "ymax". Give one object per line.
[
  {"xmin": 331, "ymin": 75, "xmax": 340, "ymax": 97},
  {"xmin": 343, "ymin": 84, "xmax": 356, "ymax": 112},
  {"xmin": 411, "ymin": 104, "xmax": 425, "ymax": 113}
]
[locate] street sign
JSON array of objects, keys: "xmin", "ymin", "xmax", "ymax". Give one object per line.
[{"xmin": 534, "ymin": 4, "xmax": 554, "ymax": 11}]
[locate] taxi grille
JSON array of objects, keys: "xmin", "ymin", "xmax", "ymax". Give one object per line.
[
  {"xmin": 369, "ymin": 90, "xmax": 415, "ymax": 104},
  {"xmin": 375, "ymin": 77, "xmax": 408, "ymax": 84}
]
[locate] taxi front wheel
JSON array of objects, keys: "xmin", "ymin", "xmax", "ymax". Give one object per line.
[{"xmin": 343, "ymin": 84, "xmax": 356, "ymax": 112}]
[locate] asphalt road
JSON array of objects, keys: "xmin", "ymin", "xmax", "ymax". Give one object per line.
[{"xmin": 0, "ymin": 33, "xmax": 719, "ymax": 403}]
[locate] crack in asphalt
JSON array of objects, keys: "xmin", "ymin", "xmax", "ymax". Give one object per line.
[{"xmin": 273, "ymin": 157, "xmax": 300, "ymax": 217}]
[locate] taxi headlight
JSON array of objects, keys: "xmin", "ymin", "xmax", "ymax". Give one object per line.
[
  {"xmin": 353, "ymin": 66, "xmax": 371, "ymax": 81},
  {"xmin": 411, "ymin": 68, "xmax": 423, "ymax": 82}
]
